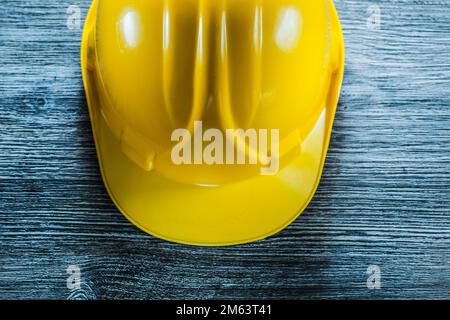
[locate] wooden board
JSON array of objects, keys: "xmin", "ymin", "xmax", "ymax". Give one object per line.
[{"xmin": 1, "ymin": 0, "xmax": 449, "ymax": 299}]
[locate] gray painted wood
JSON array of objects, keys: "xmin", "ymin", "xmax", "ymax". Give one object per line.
[{"xmin": 1, "ymin": 0, "xmax": 450, "ymax": 300}]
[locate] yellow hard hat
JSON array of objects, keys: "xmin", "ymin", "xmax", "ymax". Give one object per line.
[{"xmin": 81, "ymin": 0, "xmax": 345, "ymax": 246}]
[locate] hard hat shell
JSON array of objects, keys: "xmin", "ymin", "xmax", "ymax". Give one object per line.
[{"xmin": 81, "ymin": 0, "xmax": 345, "ymax": 246}]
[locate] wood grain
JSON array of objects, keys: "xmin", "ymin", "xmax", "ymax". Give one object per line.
[{"xmin": 1, "ymin": 0, "xmax": 449, "ymax": 299}]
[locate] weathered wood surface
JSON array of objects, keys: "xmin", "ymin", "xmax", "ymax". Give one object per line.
[{"xmin": 1, "ymin": 0, "xmax": 450, "ymax": 300}]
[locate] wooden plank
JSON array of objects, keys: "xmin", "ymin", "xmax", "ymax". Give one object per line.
[{"xmin": 0, "ymin": 0, "xmax": 449, "ymax": 299}]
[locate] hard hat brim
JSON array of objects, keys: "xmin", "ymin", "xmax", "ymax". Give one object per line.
[{"xmin": 81, "ymin": 0, "xmax": 345, "ymax": 246}]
